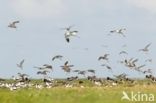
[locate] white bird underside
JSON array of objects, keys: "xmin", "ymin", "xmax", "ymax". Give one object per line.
[{"xmin": 63, "ymin": 26, "xmax": 79, "ymax": 43}]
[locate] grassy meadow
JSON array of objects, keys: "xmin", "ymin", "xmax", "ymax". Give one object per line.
[{"xmin": 0, "ymin": 82, "xmax": 156, "ymax": 103}]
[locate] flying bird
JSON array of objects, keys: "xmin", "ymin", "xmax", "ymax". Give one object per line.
[
  {"xmin": 143, "ymin": 69, "xmax": 152, "ymax": 74},
  {"xmin": 114, "ymin": 73, "xmax": 127, "ymax": 79},
  {"xmin": 139, "ymin": 43, "xmax": 151, "ymax": 52},
  {"xmin": 145, "ymin": 59, "xmax": 152, "ymax": 63},
  {"xmin": 87, "ymin": 69, "xmax": 95, "ymax": 74},
  {"xmin": 60, "ymin": 61, "xmax": 74, "ymax": 73},
  {"xmin": 98, "ymin": 54, "xmax": 109, "ymax": 61},
  {"xmin": 37, "ymin": 70, "xmax": 50, "ymax": 75},
  {"xmin": 72, "ymin": 70, "xmax": 80, "ymax": 72},
  {"xmin": 17, "ymin": 59, "xmax": 25, "ymax": 69},
  {"xmin": 78, "ymin": 71, "xmax": 86, "ymax": 76},
  {"xmin": 34, "ymin": 66, "xmax": 46, "ymax": 70},
  {"xmin": 43, "ymin": 64, "xmax": 53, "ymax": 70},
  {"xmin": 101, "ymin": 64, "xmax": 112, "ymax": 71},
  {"xmin": 110, "ymin": 28, "xmax": 126, "ymax": 37},
  {"xmin": 34, "ymin": 64, "xmax": 52, "ymax": 71},
  {"xmin": 8, "ymin": 21, "xmax": 20, "ymax": 28},
  {"xmin": 135, "ymin": 64, "xmax": 146, "ymax": 72},
  {"xmin": 17, "ymin": 73, "xmax": 28, "ymax": 78},
  {"xmin": 65, "ymin": 31, "xmax": 79, "ymax": 43},
  {"xmin": 63, "ymin": 25, "xmax": 79, "ymax": 43}
]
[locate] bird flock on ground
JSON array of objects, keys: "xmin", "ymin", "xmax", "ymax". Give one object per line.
[{"xmin": 0, "ymin": 20, "xmax": 155, "ymax": 91}]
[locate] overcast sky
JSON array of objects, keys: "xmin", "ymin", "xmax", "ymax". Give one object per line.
[{"xmin": 0, "ymin": 0, "xmax": 156, "ymax": 78}]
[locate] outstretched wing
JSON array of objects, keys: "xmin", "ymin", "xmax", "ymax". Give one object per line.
[
  {"xmin": 110, "ymin": 30, "xmax": 116, "ymax": 33},
  {"xmin": 64, "ymin": 61, "xmax": 68, "ymax": 65},
  {"xmin": 52, "ymin": 55, "xmax": 63, "ymax": 61},
  {"xmin": 70, "ymin": 31, "xmax": 78, "ymax": 35},
  {"xmin": 119, "ymin": 51, "xmax": 128, "ymax": 55},
  {"xmin": 60, "ymin": 25, "xmax": 75, "ymax": 30},
  {"xmin": 13, "ymin": 21, "xmax": 20, "ymax": 25},
  {"xmin": 52, "ymin": 56, "xmax": 56, "ymax": 61},
  {"xmin": 20, "ymin": 59, "xmax": 24, "ymax": 66},
  {"xmin": 145, "ymin": 43, "xmax": 151, "ymax": 49},
  {"xmin": 137, "ymin": 64, "xmax": 146, "ymax": 69}
]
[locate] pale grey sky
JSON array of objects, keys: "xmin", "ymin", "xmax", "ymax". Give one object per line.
[{"xmin": 0, "ymin": 0, "xmax": 156, "ymax": 78}]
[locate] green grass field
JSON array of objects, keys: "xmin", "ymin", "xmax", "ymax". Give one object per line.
[{"xmin": 0, "ymin": 84, "xmax": 156, "ymax": 103}]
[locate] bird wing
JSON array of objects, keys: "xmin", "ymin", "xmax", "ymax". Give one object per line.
[
  {"xmin": 119, "ymin": 29, "xmax": 124, "ymax": 34},
  {"xmin": 106, "ymin": 65, "xmax": 112, "ymax": 70},
  {"xmin": 34, "ymin": 66, "xmax": 40, "ymax": 69},
  {"xmin": 110, "ymin": 30, "xmax": 116, "ymax": 33},
  {"xmin": 137, "ymin": 64, "xmax": 146, "ymax": 69},
  {"xmin": 34, "ymin": 66, "xmax": 45, "ymax": 70},
  {"xmin": 64, "ymin": 61, "xmax": 68, "ymax": 65},
  {"xmin": 73, "ymin": 70, "xmax": 80, "ymax": 72},
  {"xmin": 145, "ymin": 43, "xmax": 151, "ymax": 49},
  {"xmin": 13, "ymin": 21, "xmax": 20, "ymax": 24},
  {"xmin": 68, "ymin": 25, "xmax": 75, "ymax": 30},
  {"xmin": 101, "ymin": 64, "xmax": 106, "ymax": 66},
  {"xmin": 70, "ymin": 31, "xmax": 78, "ymax": 35},
  {"xmin": 119, "ymin": 51, "xmax": 128, "ymax": 55},
  {"xmin": 61, "ymin": 25, "xmax": 74, "ymax": 30},
  {"xmin": 20, "ymin": 59, "xmax": 24, "ymax": 66},
  {"xmin": 43, "ymin": 64, "xmax": 50, "ymax": 67},
  {"xmin": 68, "ymin": 65, "xmax": 74, "ymax": 67},
  {"xmin": 52, "ymin": 56, "xmax": 56, "ymax": 61},
  {"xmin": 57, "ymin": 55, "xmax": 63, "ymax": 58},
  {"xmin": 129, "ymin": 58, "xmax": 134, "ymax": 62},
  {"xmin": 98, "ymin": 56, "xmax": 102, "ymax": 60},
  {"xmin": 88, "ymin": 69, "xmax": 95, "ymax": 72},
  {"xmin": 52, "ymin": 55, "xmax": 63, "ymax": 61},
  {"xmin": 132, "ymin": 59, "xmax": 138, "ymax": 63}
]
